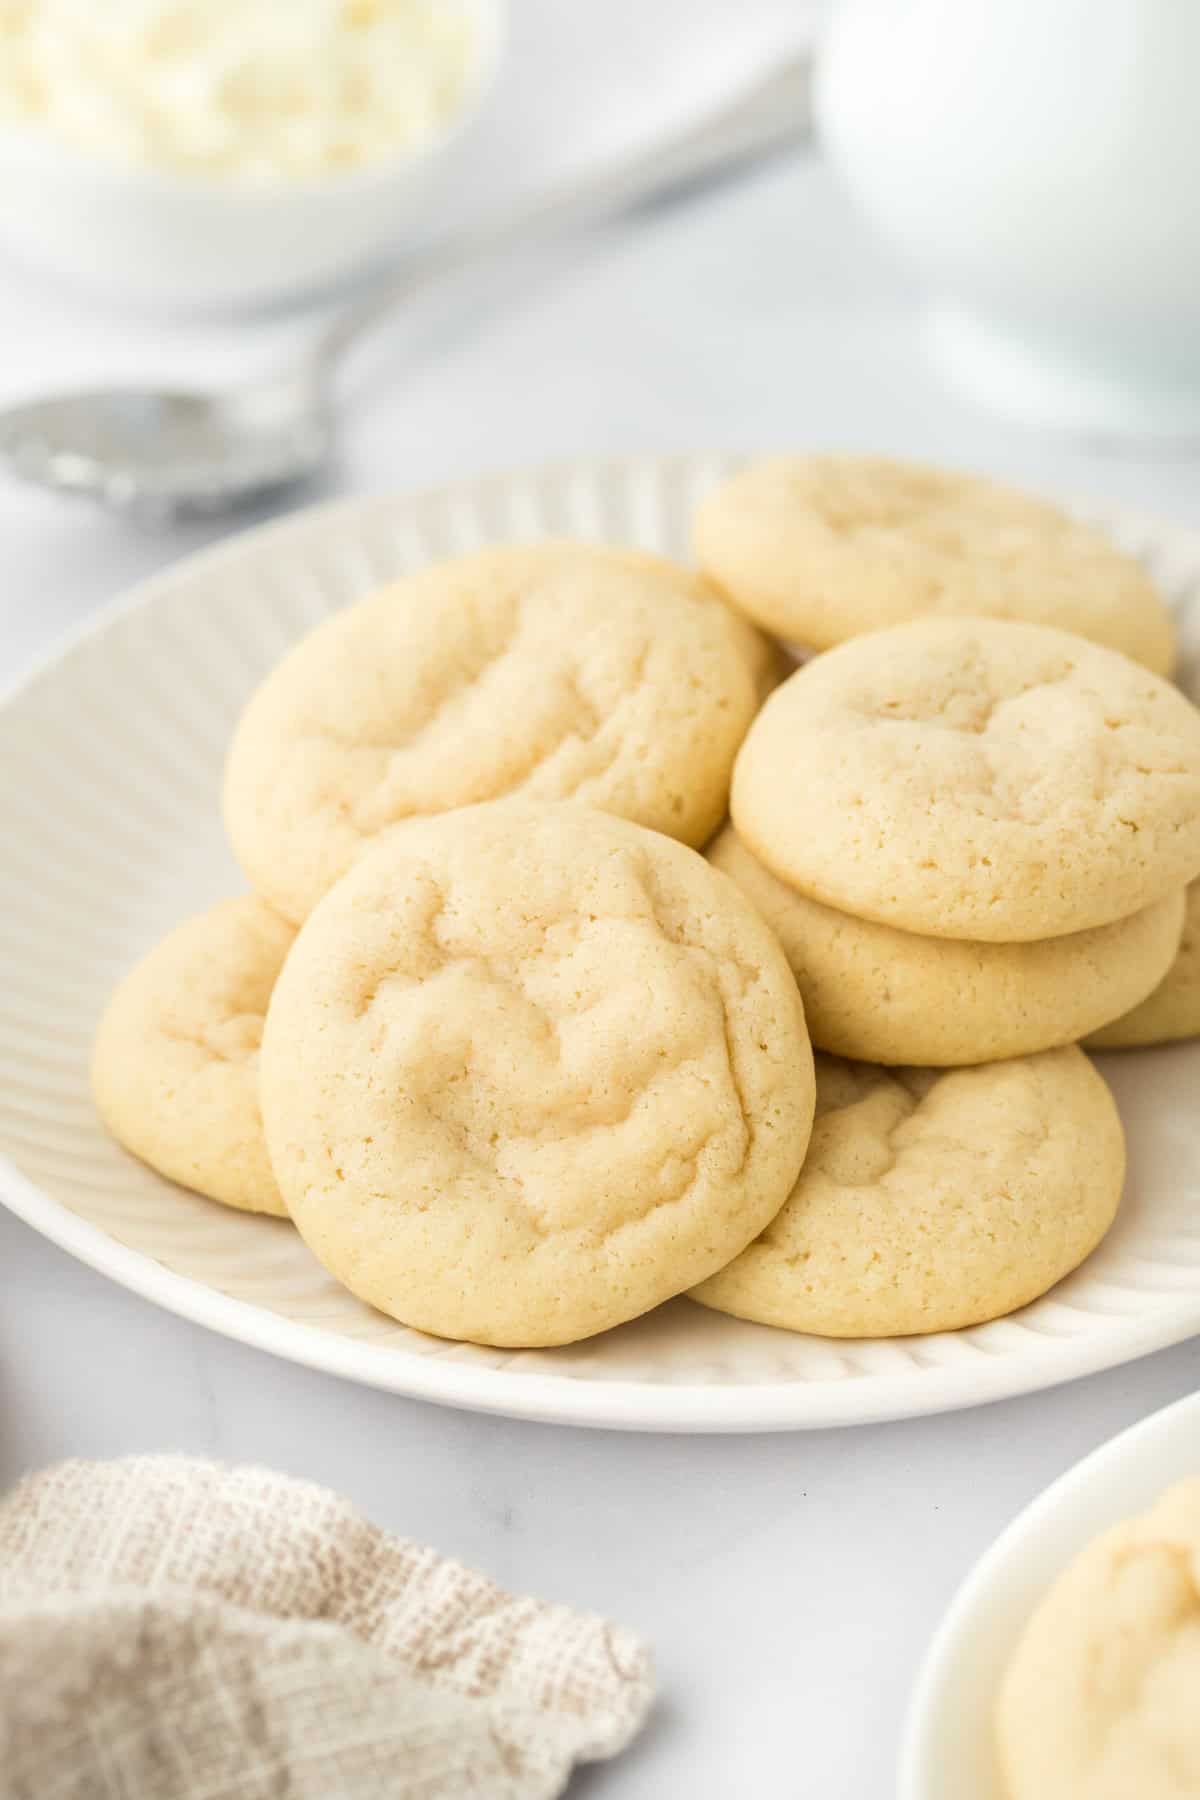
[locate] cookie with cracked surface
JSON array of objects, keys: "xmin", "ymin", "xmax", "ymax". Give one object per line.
[
  {"xmin": 997, "ymin": 1478, "xmax": 1200, "ymax": 1800},
  {"xmin": 709, "ymin": 824, "xmax": 1186, "ymax": 1065},
  {"xmin": 732, "ymin": 617, "xmax": 1200, "ymax": 942},
  {"xmin": 92, "ymin": 897, "xmax": 294, "ymax": 1216},
  {"xmin": 693, "ymin": 454, "xmax": 1176, "ymax": 674},
  {"xmin": 690, "ymin": 1045, "xmax": 1123, "ymax": 1337},
  {"xmin": 261, "ymin": 802, "xmax": 816, "ymax": 1348},
  {"xmin": 224, "ymin": 542, "xmax": 768, "ymax": 924},
  {"xmin": 1086, "ymin": 880, "xmax": 1200, "ymax": 1049}
]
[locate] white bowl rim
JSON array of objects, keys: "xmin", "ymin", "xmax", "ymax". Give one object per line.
[{"xmin": 898, "ymin": 1386, "xmax": 1200, "ymax": 1797}]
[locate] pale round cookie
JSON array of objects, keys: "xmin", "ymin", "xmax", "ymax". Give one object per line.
[
  {"xmin": 260, "ymin": 802, "xmax": 816, "ymax": 1348},
  {"xmin": 225, "ymin": 542, "xmax": 767, "ymax": 924},
  {"xmin": 693, "ymin": 454, "xmax": 1176, "ymax": 674},
  {"xmin": 690, "ymin": 1046, "xmax": 1123, "ymax": 1337},
  {"xmin": 709, "ymin": 825, "xmax": 1186, "ymax": 1065},
  {"xmin": 1087, "ymin": 880, "xmax": 1200, "ymax": 1049},
  {"xmin": 93, "ymin": 897, "xmax": 294, "ymax": 1216},
  {"xmin": 732, "ymin": 617, "xmax": 1200, "ymax": 942},
  {"xmin": 997, "ymin": 1479, "xmax": 1200, "ymax": 1800}
]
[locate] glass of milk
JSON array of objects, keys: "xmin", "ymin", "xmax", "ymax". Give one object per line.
[{"xmin": 817, "ymin": 0, "xmax": 1200, "ymax": 437}]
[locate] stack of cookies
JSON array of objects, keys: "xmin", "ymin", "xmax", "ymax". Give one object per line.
[
  {"xmin": 694, "ymin": 454, "xmax": 1200, "ymax": 1061},
  {"xmin": 92, "ymin": 458, "xmax": 1200, "ymax": 1351}
]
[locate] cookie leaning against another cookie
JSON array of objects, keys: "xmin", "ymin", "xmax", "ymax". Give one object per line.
[
  {"xmin": 1087, "ymin": 879, "xmax": 1200, "ymax": 1049},
  {"xmin": 693, "ymin": 454, "xmax": 1176, "ymax": 674},
  {"xmin": 732, "ymin": 617, "xmax": 1200, "ymax": 942},
  {"xmin": 690, "ymin": 1046, "xmax": 1123, "ymax": 1338},
  {"xmin": 92, "ymin": 897, "xmax": 295, "ymax": 1216},
  {"xmin": 224, "ymin": 542, "xmax": 768, "ymax": 924},
  {"xmin": 709, "ymin": 825, "xmax": 1186, "ymax": 1065},
  {"xmin": 996, "ymin": 1479, "xmax": 1200, "ymax": 1800},
  {"xmin": 261, "ymin": 802, "xmax": 816, "ymax": 1349}
]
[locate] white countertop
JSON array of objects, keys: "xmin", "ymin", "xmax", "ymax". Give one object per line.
[{"xmin": 3, "ymin": 152, "xmax": 1200, "ymax": 1799}]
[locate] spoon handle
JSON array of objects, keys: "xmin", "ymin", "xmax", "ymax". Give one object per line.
[{"xmin": 306, "ymin": 52, "xmax": 813, "ymax": 378}]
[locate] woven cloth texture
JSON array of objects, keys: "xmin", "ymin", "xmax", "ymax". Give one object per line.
[{"xmin": 0, "ymin": 1455, "xmax": 653, "ymax": 1799}]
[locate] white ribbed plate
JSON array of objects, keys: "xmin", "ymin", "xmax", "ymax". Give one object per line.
[{"xmin": 3, "ymin": 454, "xmax": 1200, "ymax": 1432}]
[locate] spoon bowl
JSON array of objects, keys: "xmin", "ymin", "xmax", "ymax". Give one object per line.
[{"xmin": 0, "ymin": 380, "xmax": 332, "ymax": 516}]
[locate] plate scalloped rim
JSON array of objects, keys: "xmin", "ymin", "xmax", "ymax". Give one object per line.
[{"xmin": 2, "ymin": 451, "xmax": 1200, "ymax": 1433}]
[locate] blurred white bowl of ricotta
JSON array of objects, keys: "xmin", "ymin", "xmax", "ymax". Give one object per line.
[{"xmin": 0, "ymin": 0, "xmax": 504, "ymax": 310}]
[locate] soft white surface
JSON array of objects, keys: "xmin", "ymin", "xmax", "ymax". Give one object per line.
[{"xmin": 4, "ymin": 33, "xmax": 1200, "ymax": 1793}]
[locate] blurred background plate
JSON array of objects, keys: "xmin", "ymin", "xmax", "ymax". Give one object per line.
[
  {"xmin": 2, "ymin": 451, "xmax": 1200, "ymax": 1432},
  {"xmin": 899, "ymin": 1387, "xmax": 1200, "ymax": 1800}
]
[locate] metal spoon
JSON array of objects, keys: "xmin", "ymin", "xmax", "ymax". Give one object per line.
[{"xmin": 0, "ymin": 55, "xmax": 811, "ymax": 519}]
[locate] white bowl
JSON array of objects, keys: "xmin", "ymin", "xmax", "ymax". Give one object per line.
[
  {"xmin": 900, "ymin": 1389, "xmax": 1200, "ymax": 1800},
  {"xmin": 0, "ymin": 0, "xmax": 504, "ymax": 313}
]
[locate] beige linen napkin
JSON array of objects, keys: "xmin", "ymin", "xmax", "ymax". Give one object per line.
[{"xmin": 0, "ymin": 1456, "xmax": 653, "ymax": 1800}]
